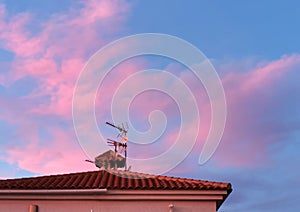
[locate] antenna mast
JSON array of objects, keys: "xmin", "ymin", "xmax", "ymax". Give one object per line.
[
  {"xmin": 105, "ymin": 121, "xmax": 129, "ymax": 171},
  {"xmin": 85, "ymin": 121, "xmax": 130, "ymax": 171}
]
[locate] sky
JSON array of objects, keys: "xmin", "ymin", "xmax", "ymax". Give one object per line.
[{"xmin": 0, "ymin": 0, "xmax": 299, "ymax": 211}]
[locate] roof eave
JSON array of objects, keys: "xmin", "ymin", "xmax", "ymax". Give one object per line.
[{"xmin": 0, "ymin": 188, "xmax": 230, "ymax": 202}]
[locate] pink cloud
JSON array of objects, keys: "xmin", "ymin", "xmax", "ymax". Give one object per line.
[
  {"xmin": 1, "ymin": 0, "xmax": 299, "ymax": 176},
  {"xmin": 5, "ymin": 126, "xmax": 95, "ymax": 174},
  {"xmin": 213, "ymin": 54, "xmax": 300, "ymax": 167},
  {"xmin": 156, "ymin": 54, "xmax": 300, "ymax": 173},
  {"xmin": 223, "ymin": 54, "xmax": 300, "ymax": 94},
  {"xmin": 91, "ymin": 61, "xmax": 213, "ymax": 174},
  {"xmin": 129, "ymin": 54, "xmax": 300, "ymax": 171},
  {"xmin": 1, "ymin": 0, "xmax": 130, "ymax": 116},
  {"xmin": 0, "ymin": 0, "xmax": 130, "ymax": 175},
  {"xmin": 75, "ymin": 0, "xmax": 129, "ymax": 24}
]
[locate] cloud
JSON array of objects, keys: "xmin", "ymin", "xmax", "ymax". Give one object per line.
[
  {"xmin": 5, "ymin": 125, "xmax": 94, "ymax": 174},
  {"xmin": 159, "ymin": 54, "xmax": 300, "ymax": 178},
  {"xmin": 1, "ymin": 0, "xmax": 299, "ymax": 180},
  {"xmin": 201, "ymin": 54, "xmax": 300, "ymax": 167},
  {"xmin": 0, "ymin": 0, "xmax": 130, "ymax": 175}
]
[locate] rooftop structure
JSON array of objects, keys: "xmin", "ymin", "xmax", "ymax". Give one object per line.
[{"xmin": 0, "ymin": 170, "xmax": 232, "ymax": 212}]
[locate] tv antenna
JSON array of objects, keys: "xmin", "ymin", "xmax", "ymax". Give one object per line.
[
  {"xmin": 105, "ymin": 121, "xmax": 129, "ymax": 170},
  {"xmin": 85, "ymin": 121, "xmax": 130, "ymax": 171},
  {"xmin": 105, "ymin": 121, "xmax": 129, "ymax": 143},
  {"xmin": 107, "ymin": 138, "xmax": 127, "ymax": 170}
]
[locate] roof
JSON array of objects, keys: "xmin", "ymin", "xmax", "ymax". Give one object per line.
[{"xmin": 0, "ymin": 170, "xmax": 232, "ymax": 192}]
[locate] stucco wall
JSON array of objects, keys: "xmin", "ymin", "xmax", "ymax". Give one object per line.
[{"xmin": 0, "ymin": 200, "xmax": 216, "ymax": 212}]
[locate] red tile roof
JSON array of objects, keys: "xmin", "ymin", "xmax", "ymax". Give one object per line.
[{"xmin": 0, "ymin": 170, "xmax": 232, "ymax": 192}]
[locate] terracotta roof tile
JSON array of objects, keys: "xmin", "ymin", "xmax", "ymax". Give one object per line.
[{"xmin": 0, "ymin": 170, "xmax": 232, "ymax": 192}]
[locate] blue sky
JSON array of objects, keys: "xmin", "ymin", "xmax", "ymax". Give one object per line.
[
  {"xmin": 0, "ymin": 1, "xmax": 299, "ymax": 211},
  {"xmin": 127, "ymin": 1, "xmax": 300, "ymax": 59}
]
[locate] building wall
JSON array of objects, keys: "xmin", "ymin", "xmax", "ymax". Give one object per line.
[{"xmin": 0, "ymin": 200, "xmax": 217, "ymax": 212}]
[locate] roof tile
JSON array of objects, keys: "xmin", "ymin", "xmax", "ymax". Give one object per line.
[{"xmin": 0, "ymin": 170, "xmax": 232, "ymax": 192}]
